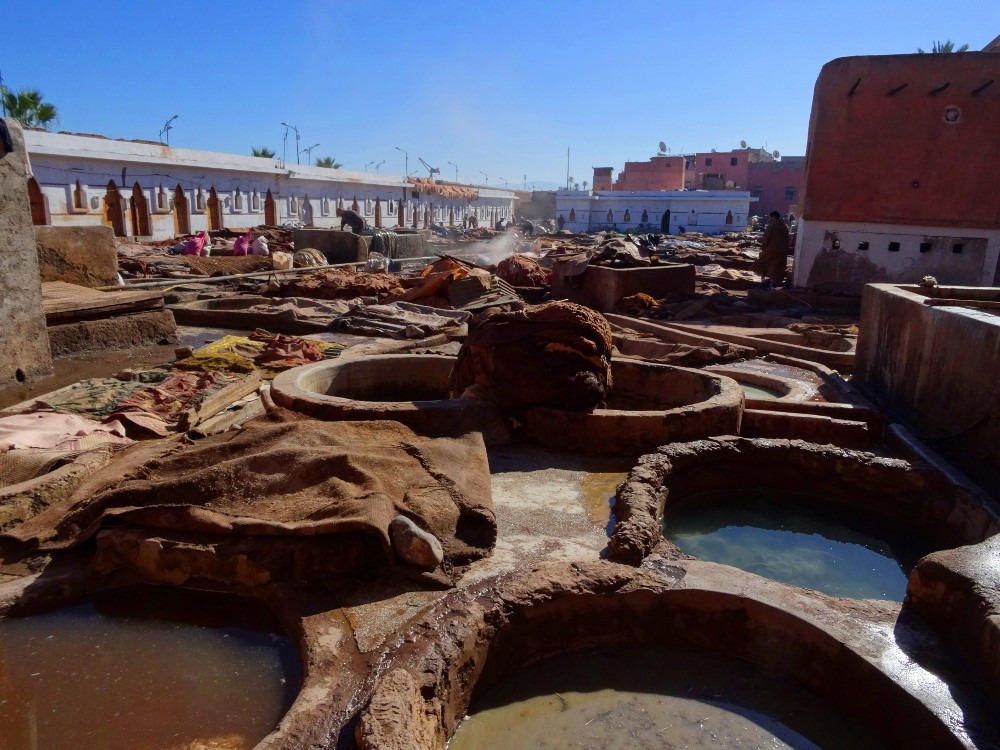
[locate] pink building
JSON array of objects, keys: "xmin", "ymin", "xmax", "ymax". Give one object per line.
[
  {"xmin": 612, "ymin": 155, "xmax": 687, "ymax": 191},
  {"xmin": 747, "ymin": 157, "xmax": 805, "ymax": 218},
  {"xmin": 691, "ymin": 148, "xmax": 774, "ymax": 190}
]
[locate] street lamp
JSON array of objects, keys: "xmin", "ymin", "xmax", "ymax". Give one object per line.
[
  {"xmin": 281, "ymin": 122, "xmax": 301, "ymax": 164},
  {"xmin": 499, "ymin": 177, "xmax": 509, "ymax": 189},
  {"xmin": 374, "ymin": 160, "xmax": 385, "ymax": 173},
  {"xmin": 302, "ymin": 143, "xmax": 320, "ymax": 164},
  {"xmin": 365, "ymin": 161, "xmax": 375, "ymax": 172},
  {"xmin": 447, "ymin": 161, "xmax": 458, "ymax": 182},
  {"xmin": 395, "ymin": 146, "xmax": 409, "ymax": 179},
  {"xmin": 479, "ymin": 171, "xmax": 488, "ymax": 185},
  {"xmin": 159, "ymin": 115, "xmax": 178, "ymax": 146}
]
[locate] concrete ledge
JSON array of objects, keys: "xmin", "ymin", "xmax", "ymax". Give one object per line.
[
  {"xmin": 47, "ymin": 309, "xmax": 177, "ymax": 357},
  {"xmin": 294, "ymin": 228, "xmax": 369, "ymax": 263},
  {"xmin": 741, "ymin": 408, "xmax": 873, "ymax": 449},
  {"xmin": 553, "ymin": 264, "xmax": 696, "ymax": 312}
]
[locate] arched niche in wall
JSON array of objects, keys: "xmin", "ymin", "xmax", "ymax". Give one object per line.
[
  {"xmin": 264, "ymin": 189, "xmax": 277, "ymax": 226},
  {"xmin": 173, "ymin": 185, "xmax": 191, "ymax": 234},
  {"xmin": 27, "ymin": 177, "xmax": 49, "ymax": 226},
  {"xmin": 206, "ymin": 187, "xmax": 223, "ymax": 230},
  {"xmin": 104, "ymin": 180, "xmax": 127, "ymax": 237},
  {"xmin": 130, "ymin": 182, "xmax": 151, "ymax": 236}
]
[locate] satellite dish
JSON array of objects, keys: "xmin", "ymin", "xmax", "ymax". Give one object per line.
[
  {"xmin": 711, "ymin": 148, "xmax": 717, "ymax": 153},
  {"xmin": 740, "ymin": 139, "xmax": 747, "ymax": 149},
  {"xmin": 725, "ymin": 180, "xmax": 735, "ymax": 189},
  {"xmin": 658, "ymin": 141, "xmax": 667, "ymax": 153},
  {"xmin": 772, "ymin": 150, "xmax": 780, "ymax": 159}
]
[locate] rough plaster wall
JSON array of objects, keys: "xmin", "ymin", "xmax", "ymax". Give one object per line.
[
  {"xmin": 35, "ymin": 225, "xmax": 118, "ymax": 288},
  {"xmin": 0, "ymin": 118, "xmax": 52, "ymax": 386}
]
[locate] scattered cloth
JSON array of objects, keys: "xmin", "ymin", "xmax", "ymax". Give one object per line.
[
  {"xmin": 1, "ymin": 418, "xmax": 496, "ymax": 575},
  {"xmin": 280, "ymin": 268, "xmax": 403, "ymax": 300},
  {"xmin": 233, "ymin": 231, "xmax": 252, "ymax": 257},
  {"xmin": 333, "ymin": 300, "xmax": 471, "ymax": 339},
  {"xmin": 174, "ymin": 332, "xmax": 341, "ymax": 376},
  {"xmin": 449, "ymin": 301, "xmax": 613, "ymax": 411}
]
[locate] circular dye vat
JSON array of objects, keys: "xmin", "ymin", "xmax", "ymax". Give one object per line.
[
  {"xmin": 740, "ymin": 382, "xmax": 783, "ymax": 400},
  {"xmin": 449, "ymin": 647, "xmax": 884, "ymax": 750},
  {"xmin": 662, "ymin": 490, "xmax": 930, "ymax": 600},
  {"xmin": 0, "ymin": 586, "xmax": 301, "ymax": 750}
]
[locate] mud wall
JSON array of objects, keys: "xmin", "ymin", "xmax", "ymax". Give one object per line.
[
  {"xmin": 0, "ymin": 118, "xmax": 53, "ymax": 387},
  {"xmin": 35, "ymin": 225, "xmax": 118, "ymax": 288},
  {"xmin": 855, "ymin": 283, "xmax": 1000, "ymax": 497}
]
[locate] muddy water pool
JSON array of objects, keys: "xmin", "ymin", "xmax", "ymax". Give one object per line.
[
  {"xmin": 0, "ymin": 586, "xmax": 300, "ymax": 750},
  {"xmin": 448, "ymin": 647, "xmax": 884, "ymax": 749},
  {"xmin": 662, "ymin": 490, "xmax": 929, "ymax": 600},
  {"xmin": 740, "ymin": 382, "xmax": 782, "ymax": 400}
]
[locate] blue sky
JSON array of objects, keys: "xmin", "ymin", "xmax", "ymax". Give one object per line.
[{"xmin": 2, "ymin": 0, "xmax": 993, "ymax": 189}]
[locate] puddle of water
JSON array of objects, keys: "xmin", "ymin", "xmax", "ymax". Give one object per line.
[
  {"xmin": 449, "ymin": 647, "xmax": 884, "ymax": 749},
  {"xmin": 0, "ymin": 587, "xmax": 301, "ymax": 750},
  {"xmin": 578, "ymin": 471, "xmax": 628, "ymax": 531},
  {"xmin": 662, "ymin": 490, "xmax": 929, "ymax": 600},
  {"xmin": 740, "ymin": 382, "xmax": 782, "ymax": 400}
]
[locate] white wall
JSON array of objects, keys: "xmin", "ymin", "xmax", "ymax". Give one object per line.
[
  {"xmin": 23, "ymin": 131, "xmax": 516, "ymax": 240},
  {"xmin": 793, "ymin": 219, "xmax": 1000, "ymax": 291},
  {"xmin": 554, "ymin": 190, "xmax": 752, "ymax": 235}
]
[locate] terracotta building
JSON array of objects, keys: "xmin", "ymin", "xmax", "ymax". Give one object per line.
[
  {"xmin": 748, "ymin": 156, "xmax": 805, "ymax": 218},
  {"xmin": 793, "ymin": 53, "xmax": 1000, "ymax": 291}
]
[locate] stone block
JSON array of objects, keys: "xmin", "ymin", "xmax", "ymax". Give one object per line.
[
  {"xmin": 0, "ymin": 118, "xmax": 52, "ymax": 387},
  {"xmin": 294, "ymin": 228, "xmax": 368, "ymax": 264},
  {"xmin": 551, "ymin": 263, "xmax": 695, "ymax": 312},
  {"xmin": 34, "ymin": 225, "xmax": 118, "ymax": 287}
]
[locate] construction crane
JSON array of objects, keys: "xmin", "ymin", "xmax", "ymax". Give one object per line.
[{"xmin": 418, "ymin": 157, "xmax": 440, "ymax": 179}]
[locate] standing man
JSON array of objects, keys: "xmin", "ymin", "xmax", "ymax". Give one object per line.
[
  {"xmin": 754, "ymin": 211, "xmax": 790, "ymax": 289},
  {"xmin": 336, "ymin": 206, "xmax": 366, "ymax": 234}
]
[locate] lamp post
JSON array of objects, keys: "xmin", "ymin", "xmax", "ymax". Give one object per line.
[
  {"xmin": 281, "ymin": 122, "xmax": 301, "ymax": 164},
  {"xmin": 159, "ymin": 115, "xmax": 178, "ymax": 146},
  {"xmin": 374, "ymin": 160, "xmax": 385, "ymax": 173},
  {"xmin": 447, "ymin": 161, "xmax": 458, "ymax": 182},
  {"xmin": 499, "ymin": 177, "xmax": 509, "ymax": 189},
  {"xmin": 365, "ymin": 161, "xmax": 375, "ymax": 172},
  {"xmin": 479, "ymin": 171, "xmax": 488, "ymax": 186},
  {"xmin": 395, "ymin": 146, "xmax": 409, "ymax": 179},
  {"xmin": 302, "ymin": 143, "xmax": 320, "ymax": 164}
]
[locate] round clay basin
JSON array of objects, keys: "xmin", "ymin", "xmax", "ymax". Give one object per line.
[
  {"xmin": 524, "ymin": 360, "xmax": 743, "ymax": 455},
  {"xmin": 270, "ymin": 354, "xmax": 510, "ymax": 443},
  {"xmin": 609, "ymin": 437, "xmax": 1000, "ymax": 567},
  {"xmin": 354, "ymin": 560, "xmax": 985, "ymax": 750},
  {"xmin": 705, "ymin": 365, "xmax": 805, "ymax": 401}
]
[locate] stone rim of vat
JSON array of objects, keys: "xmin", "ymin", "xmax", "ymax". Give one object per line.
[
  {"xmin": 270, "ymin": 355, "xmax": 745, "ymax": 455},
  {"xmin": 523, "ymin": 360, "xmax": 745, "ymax": 454},
  {"xmin": 270, "ymin": 354, "xmax": 511, "ymax": 444},
  {"xmin": 352, "ymin": 559, "xmax": 992, "ymax": 750},
  {"xmin": 704, "ymin": 364, "xmax": 811, "ymax": 401},
  {"xmin": 608, "ymin": 436, "xmax": 1000, "ymax": 567}
]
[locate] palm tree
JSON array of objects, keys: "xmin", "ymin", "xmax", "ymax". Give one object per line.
[
  {"xmin": 315, "ymin": 156, "xmax": 342, "ymax": 169},
  {"xmin": 917, "ymin": 40, "xmax": 970, "ymax": 53},
  {"xmin": 1, "ymin": 88, "xmax": 59, "ymax": 129},
  {"xmin": 250, "ymin": 146, "xmax": 276, "ymax": 158}
]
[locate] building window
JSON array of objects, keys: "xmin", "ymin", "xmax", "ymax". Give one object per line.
[
  {"xmin": 784, "ymin": 187, "xmax": 796, "ymax": 202},
  {"xmin": 888, "ymin": 242, "xmax": 901, "ymax": 252},
  {"xmin": 641, "ymin": 209, "xmax": 648, "ymax": 223},
  {"xmin": 730, "ymin": 157, "xmax": 738, "ymax": 166},
  {"xmin": 195, "ymin": 189, "xmax": 205, "ymax": 211},
  {"xmin": 919, "ymin": 242, "xmax": 932, "ymax": 253},
  {"xmin": 252, "ymin": 191, "xmax": 260, "ymax": 211},
  {"xmin": 569, "ymin": 208, "xmax": 576, "ymax": 222},
  {"xmin": 705, "ymin": 158, "xmax": 713, "ymax": 167},
  {"xmin": 952, "ymin": 243, "xmax": 964, "ymax": 254},
  {"xmin": 157, "ymin": 185, "xmax": 167, "ymax": 210},
  {"xmin": 624, "ymin": 209, "xmax": 631, "ymax": 222},
  {"xmin": 234, "ymin": 189, "xmax": 243, "ymax": 211},
  {"xmin": 858, "ymin": 241, "xmax": 869, "ymax": 251},
  {"xmin": 607, "ymin": 209, "xmax": 613, "ymax": 222},
  {"xmin": 73, "ymin": 180, "xmax": 86, "ymax": 210}
]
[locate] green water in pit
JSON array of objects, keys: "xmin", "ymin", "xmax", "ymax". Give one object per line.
[
  {"xmin": 739, "ymin": 382, "xmax": 782, "ymax": 400},
  {"xmin": 0, "ymin": 587, "xmax": 301, "ymax": 750},
  {"xmin": 448, "ymin": 647, "xmax": 885, "ymax": 749},
  {"xmin": 662, "ymin": 490, "xmax": 929, "ymax": 601}
]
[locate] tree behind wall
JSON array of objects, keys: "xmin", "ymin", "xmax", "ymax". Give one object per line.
[
  {"xmin": 1, "ymin": 88, "xmax": 58, "ymax": 129},
  {"xmin": 251, "ymin": 146, "xmax": 276, "ymax": 158},
  {"xmin": 315, "ymin": 156, "xmax": 342, "ymax": 169},
  {"xmin": 917, "ymin": 40, "xmax": 970, "ymax": 53}
]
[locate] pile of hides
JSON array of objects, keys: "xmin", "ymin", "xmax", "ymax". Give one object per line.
[
  {"xmin": 174, "ymin": 331, "xmax": 341, "ymax": 375},
  {"xmin": 449, "ymin": 301, "xmax": 613, "ymax": 411},
  {"xmin": 367, "ymin": 230, "xmax": 399, "ymax": 259},
  {"xmin": 392, "ymin": 258, "xmax": 480, "ymax": 308},
  {"xmin": 591, "ymin": 236, "xmax": 648, "ymax": 268},
  {"xmin": 496, "ymin": 254, "xmax": 548, "ymax": 287},
  {"xmin": 279, "ymin": 268, "xmax": 403, "ymax": 300},
  {"xmin": 293, "ymin": 248, "xmax": 328, "ymax": 267},
  {"xmin": 0, "ymin": 412, "xmax": 132, "ymax": 488},
  {"xmin": 332, "ymin": 301, "xmax": 471, "ymax": 339},
  {"xmin": 408, "ymin": 177, "xmax": 479, "ymax": 202},
  {"xmin": 0, "ymin": 417, "xmax": 496, "ymax": 577}
]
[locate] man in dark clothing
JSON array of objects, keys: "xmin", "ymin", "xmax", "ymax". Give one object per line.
[
  {"xmin": 753, "ymin": 211, "xmax": 790, "ymax": 288},
  {"xmin": 337, "ymin": 207, "xmax": 366, "ymax": 234}
]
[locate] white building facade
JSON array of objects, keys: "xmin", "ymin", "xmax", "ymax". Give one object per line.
[
  {"xmin": 554, "ymin": 190, "xmax": 753, "ymax": 235},
  {"xmin": 22, "ymin": 131, "xmax": 516, "ymax": 241}
]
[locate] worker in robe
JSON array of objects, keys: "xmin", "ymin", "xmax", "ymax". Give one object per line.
[
  {"xmin": 753, "ymin": 211, "xmax": 790, "ymax": 289},
  {"xmin": 337, "ymin": 207, "xmax": 366, "ymax": 234}
]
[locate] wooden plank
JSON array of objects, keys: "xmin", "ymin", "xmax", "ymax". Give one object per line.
[
  {"xmin": 41, "ymin": 281, "xmax": 166, "ymax": 323},
  {"xmin": 177, "ymin": 371, "xmax": 263, "ymax": 432}
]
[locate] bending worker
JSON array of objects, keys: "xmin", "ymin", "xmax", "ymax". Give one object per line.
[
  {"xmin": 753, "ymin": 211, "xmax": 790, "ymax": 289},
  {"xmin": 336, "ymin": 206, "xmax": 366, "ymax": 234}
]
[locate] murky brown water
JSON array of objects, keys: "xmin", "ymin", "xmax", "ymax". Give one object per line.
[
  {"xmin": 449, "ymin": 648, "xmax": 885, "ymax": 750},
  {"xmin": 578, "ymin": 471, "xmax": 628, "ymax": 531},
  {"xmin": 0, "ymin": 587, "xmax": 300, "ymax": 750}
]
